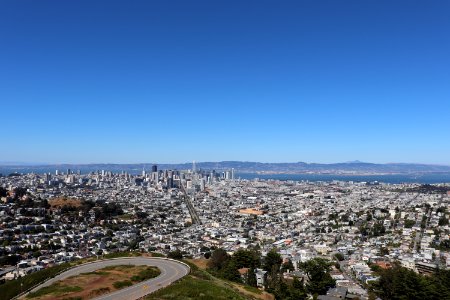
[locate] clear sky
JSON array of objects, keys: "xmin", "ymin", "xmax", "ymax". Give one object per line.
[{"xmin": 1, "ymin": 1, "xmax": 449, "ymax": 164}]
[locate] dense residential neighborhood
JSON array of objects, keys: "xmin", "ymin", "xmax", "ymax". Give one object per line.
[{"xmin": 0, "ymin": 168, "xmax": 449, "ymax": 299}]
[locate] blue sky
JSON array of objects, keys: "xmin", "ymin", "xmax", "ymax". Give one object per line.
[{"xmin": 1, "ymin": 1, "xmax": 449, "ymax": 164}]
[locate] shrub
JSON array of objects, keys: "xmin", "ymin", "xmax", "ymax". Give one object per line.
[{"xmin": 113, "ymin": 280, "xmax": 133, "ymax": 289}]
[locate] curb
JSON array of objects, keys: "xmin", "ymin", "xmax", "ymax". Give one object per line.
[{"xmin": 12, "ymin": 256, "xmax": 190, "ymax": 300}]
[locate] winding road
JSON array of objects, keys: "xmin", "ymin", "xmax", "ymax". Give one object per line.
[{"xmin": 25, "ymin": 257, "xmax": 190, "ymax": 300}]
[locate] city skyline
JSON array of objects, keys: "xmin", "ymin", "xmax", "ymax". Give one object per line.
[{"xmin": 1, "ymin": 1, "xmax": 450, "ymax": 164}]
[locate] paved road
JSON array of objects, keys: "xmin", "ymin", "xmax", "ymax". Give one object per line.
[{"xmin": 26, "ymin": 257, "xmax": 190, "ymax": 300}]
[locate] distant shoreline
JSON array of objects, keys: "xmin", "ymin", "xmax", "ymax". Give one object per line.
[{"xmin": 1, "ymin": 166, "xmax": 450, "ymax": 184}]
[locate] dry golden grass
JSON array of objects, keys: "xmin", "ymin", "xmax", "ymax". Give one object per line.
[
  {"xmin": 48, "ymin": 197, "xmax": 83, "ymax": 209},
  {"xmin": 186, "ymin": 258, "xmax": 209, "ymax": 270}
]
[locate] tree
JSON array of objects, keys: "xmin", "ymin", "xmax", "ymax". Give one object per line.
[
  {"xmin": 379, "ymin": 247, "xmax": 389, "ymax": 256},
  {"xmin": 438, "ymin": 216, "xmax": 449, "ymax": 226},
  {"xmin": 370, "ymin": 263, "xmax": 441, "ymax": 300},
  {"xmin": 281, "ymin": 259, "xmax": 295, "ymax": 272},
  {"xmin": 264, "ymin": 248, "xmax": 282, "ymax": 272},
  {"xmin": 208, "ymin": 248, "xmax": 230, "ymax": 270},
  {"xmin": 334, "ymin": 253, "xmax": 345, "ymax": 261},
  {"xmin": 167, "ymin": 249, "xmax": 183, "ymax": 260},
  {"xmin": 299, "ymin": 258, "xmax": 335, "ymax": 295},
  {"xmin": 437, "ymin": 207, "xmax": 447, "ymax": 214},
  {"xmin": 221, "ymin": 260, "xmax": 241, "ymax": 282},
  {"xmin": 0, "ymin": 187, "xmax": 7, "ymax": 197},
  {"xmin": 404, "ymin": 219, "xmax": 416, "ymax": 228},
  {"xmin": 290, "ymin": 277, "xmax": 307, "ymax": 300},
  {"xmin": 135, "ymin": 211, "xmax": 148, "ymax": 219},
  {"xmin": 247, "ymin": 268, "xmax": 257, "ymax": 287},
  {"xmin": 231, "ymin": 248, "xmax": 260, "ymax": 269},
  {"xmin": 266, "ymin": 264, "xmax": 283, "ymax": 293}
]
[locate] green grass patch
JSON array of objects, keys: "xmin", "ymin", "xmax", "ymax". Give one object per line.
[
  {"xmin": 181, "ymin": 260, "xmax": 212, "ymax": 281},
  {"xmin": 145, "ymin": 275, "xmax": 246, "ymax": 300},
  {"xmin": 131, "ymin": 267, "xmax": 161, "ymax": 282},
  {"xmin": 113, "ymin": 280, "xmax": 133, "ymax": 289},
  {"xmin": 27, "ymin": 283, "xmax": 82, "ymax": 298},
  {"xmin": 243, "ymin": 285, "xmax": 262, "ymax": 294}
]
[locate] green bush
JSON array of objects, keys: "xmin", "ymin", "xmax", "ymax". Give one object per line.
[
  {"xmin": 113, "ymin": 280, "xmax": 133, "ymax": 289},
  {"xmin": 131, "ymin": 267, "xmax": 161, "ymax": 282}
]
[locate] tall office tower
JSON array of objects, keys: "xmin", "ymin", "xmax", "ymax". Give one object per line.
[
  {"xmin": 200, "ymin": 178, "xmax": 206, "ymax": 191},
  {"xmin": 225, "ymin": 171, "xmax": 231, "ymax": 180},
  {"xmin": 152, "ymin": 165, "xmax": 157, "ymax": 173},
  {"xmin": 231, "ymin": 168, "xmax": 235, "ymax": 180},
  {"xmin": 67, "ymin": 169, "xmax": 71, "ymax": 175},
  {"xmin": 101, "ymin": 170, "xmax": 105, "ymax": 176},
  {"xmin": 186, "ymin": 180, "xmax": 192, "ymax": 189},
  {"xmin": 192, "ymin": 161, "xmax": 196, "ymax": 173},
  {"xmin": 142, "ymin": 167, "xmax": 146, "ymax": 177},
  {"xmin": 55, "ymin": 170, "xmax": 59, "ymax": 176},
  {"xmin": 167, "ymin": 177, "xmax": 173, "ymax": 189}
]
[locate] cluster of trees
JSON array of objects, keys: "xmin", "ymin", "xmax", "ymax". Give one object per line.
[
  {"xmin": 421, "ymin": 215, "xmax": 428, "ymax": 229},
  {"xmin": 96, "ymin": 202, "xmax": 123, "ymax": 218},
  {"xmin": 298, "ymin": 257, "xmax": 336, "ymax": 296},
  {"xmin": 438, "ymin": 216, "xmax": 449, "ymax": 226},
  {"xmin": 207, "ymin": 248, "xmax": 260, "ymax": 282},
  {"xmin": 0, "ymin": 254, "xmax": 21, "ymax": 266},
  {"xmin": 358, "ymin": 221, "xmax": 387, "ymax": 237},
  {"xmin": 402, "ymin": 184, "xmax": 450, "ymax": 194},
  {"xmin": 371, "ymin": 263, "xmax": 450, "ymax": 300},
  {"xmin": 207, "ymin": 248, "xmax": 335, "ymax": 300},
  {"xmin": 430, "ymin": 237, "xmax": 450, "ymax": 251},
  {"xmin": 264, "ymin": 250, "xmax": 336, "ymax": 299},
  {"xmin": 0, "ymin": 187, "xmax": 8, "ymax": 197},
  {"xmin": 404, "ymin": 219, "xmax": 416, "ymax": 228}
]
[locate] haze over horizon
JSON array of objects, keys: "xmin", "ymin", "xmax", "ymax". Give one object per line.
[
  {"xmin": 1, "ymin": 1, "xmax": 449, "ymax": 164},
  {"xmin": 1, "ymin": 159, "xmax": 450, "ymax": 168}
]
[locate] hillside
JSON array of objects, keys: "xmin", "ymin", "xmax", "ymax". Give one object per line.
[{"xmin": 145, "ymin": 260, "xmax": 273, "ymax": 300}]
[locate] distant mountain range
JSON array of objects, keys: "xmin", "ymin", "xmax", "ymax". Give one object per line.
[{"xmin": 1, "ymin": 161, "xmax": 450, "ymax": 175}]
